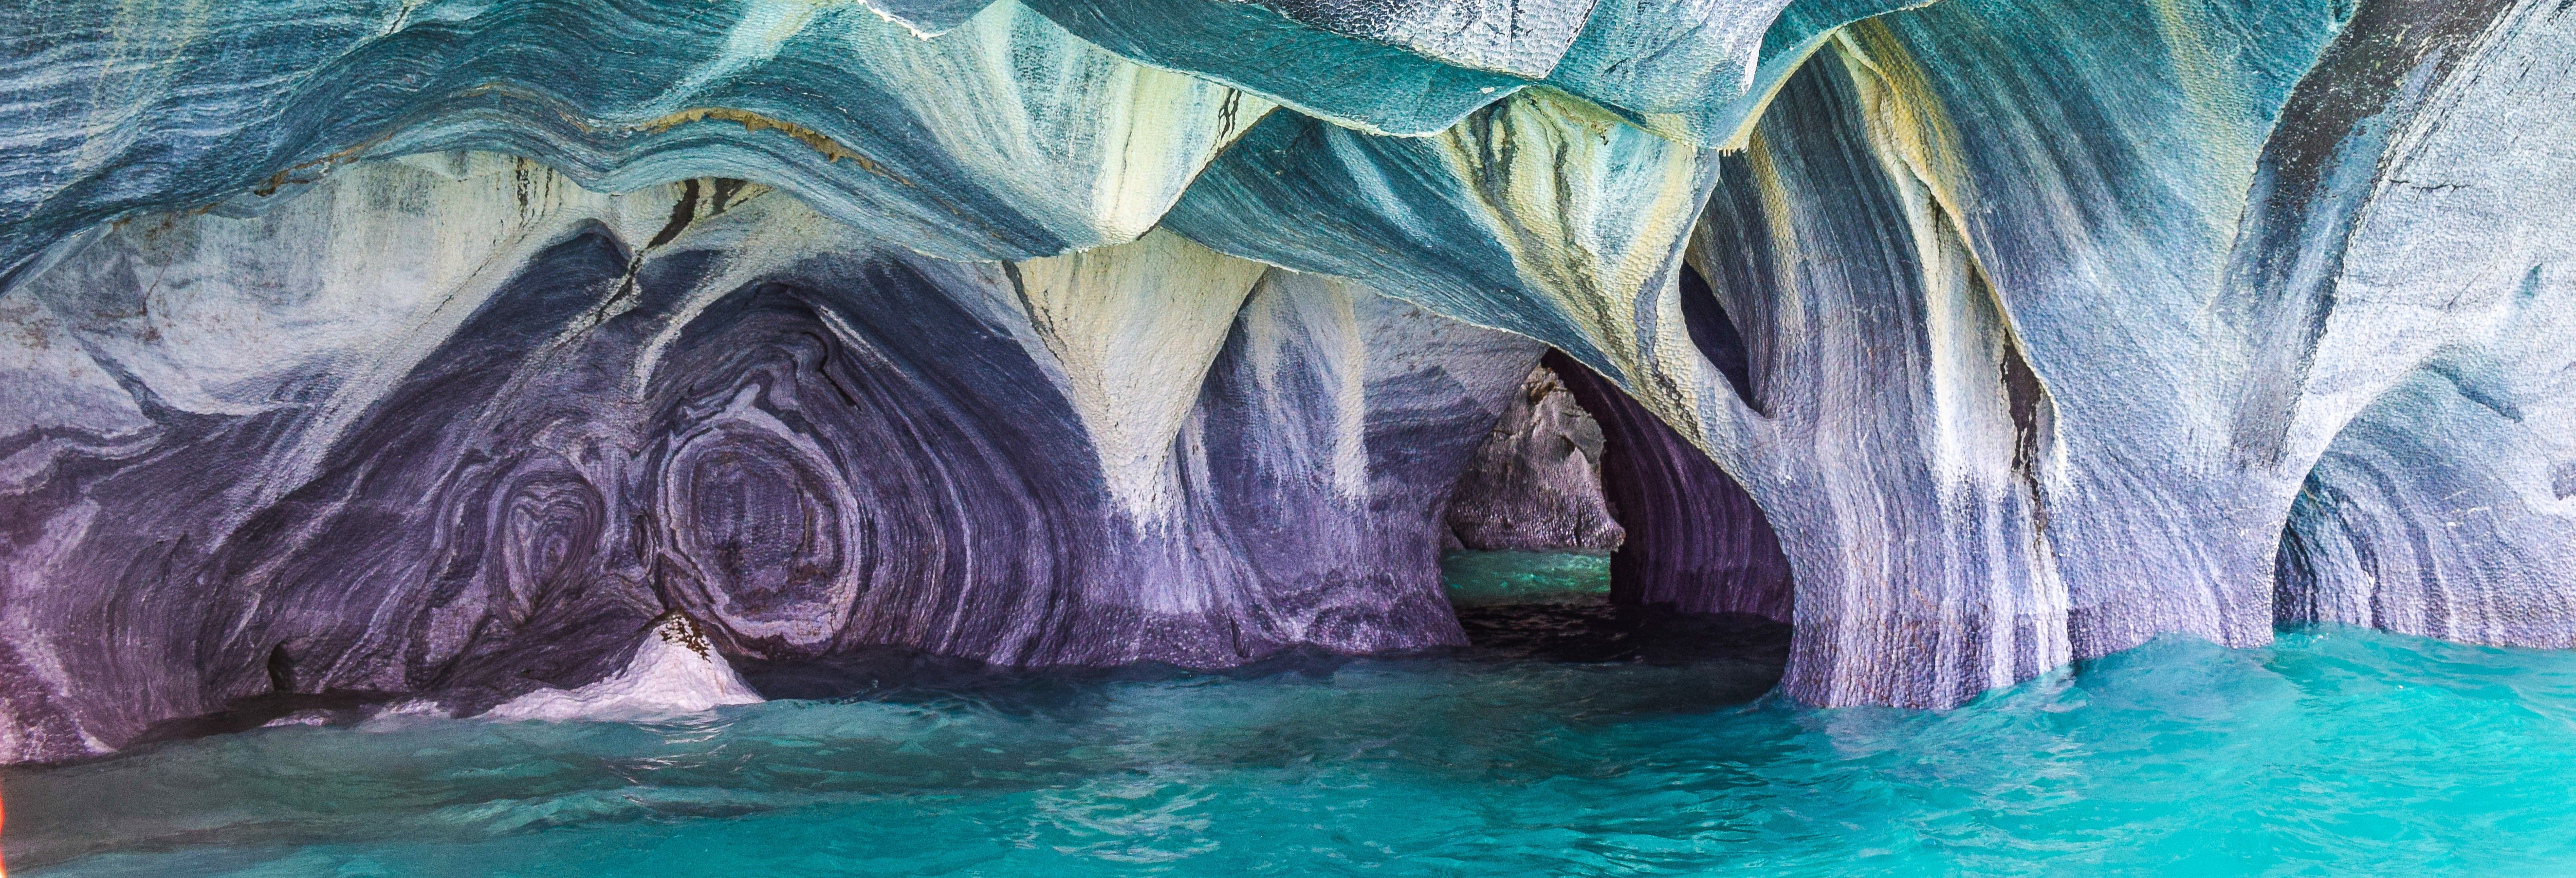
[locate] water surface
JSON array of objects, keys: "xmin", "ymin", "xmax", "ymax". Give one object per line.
[{"xmin": 7, "ymin": 552, "xmax": 2576, "ymax": 876}]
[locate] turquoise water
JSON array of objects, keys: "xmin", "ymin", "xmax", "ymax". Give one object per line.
[
  {"xmin": 1435, "ymin": 550, "xmax": 1612, "ymax": 606},
  {"xmin": 8, "ymin": 553, "xmax": 2576, "ymax": 876}
]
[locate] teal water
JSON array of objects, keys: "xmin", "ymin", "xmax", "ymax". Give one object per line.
[
  {"xmin": 1435, "ymin": 550, "xmax": 1612, "ymax": 606},
  {"xmin": 8, "ymin": 553, "xmax": 2576, "ymax": 876}
]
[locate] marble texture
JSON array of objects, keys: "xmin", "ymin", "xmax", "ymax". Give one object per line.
[
  {"xmin": 0, "ymin": 157, "xmax": 1539, "ymax": 763},
  {"xmin": 0, "ymin": 0, "xmax": 1275, "ymax": 281},
  {"xmin": 2270, "ymin": 0, "xmax": 2576, "ymax": 648},
  {"xmin": 1547, "ymin": 349, "xmax": 1792, "ymax": 622},
  {"xmin": 6, "ymin": 0, "xmax": 2576, "ymax": 760}
]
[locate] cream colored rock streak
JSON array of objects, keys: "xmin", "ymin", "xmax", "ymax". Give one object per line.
[
  {"xmin": 1008, "ymin": 230, "xmax": 1270, "ymax": 521},
  {"xmin": 1240, "ymin": 272, "xmax": 1373, "ymax": 502},
  {"xmin": 1435, "ymin": 88, "xmax": 1715, "ymax": 426},
  {"xmin": 15, "ymin": 153, "xmax": 699, "ymax": 512},
  {"xmin": 837, "ymin": 0, "xmax": 1275, "ymax": 250},
  {"xmin": 1876, "ymin": 32, "xmax": 2065, "ymax": 693},
  {"xmin": 0, "ymin": 153, "xmax": 755, "ymax": 750}
]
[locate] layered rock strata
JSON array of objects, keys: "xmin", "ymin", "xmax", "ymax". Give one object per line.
[
  {"xmin": 0, "ymin": 157, "xmax": 1539, "ymax": 762},
  {"xmin": 5, "ymin": 0, "xmax": 2576, "ymax": 759}
]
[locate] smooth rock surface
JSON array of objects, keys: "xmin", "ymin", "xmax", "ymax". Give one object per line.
[
  {"xmin": 2272, "ymin": 0, "xmax": 2576, "ymax": 648},
  {"xmin": 0, "ymin": 0, "xmax": 1274, "ymax": 279}
]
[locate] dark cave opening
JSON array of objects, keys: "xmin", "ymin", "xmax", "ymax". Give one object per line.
[
  {"xmin": 1552, "ymin": 269, "xmax": 1797, "ymax": 624},
  {"xmin": 1447, "ymin": 599, "xmax": 1791, "ymax": 672},
  {"xmin": 1435, "ymin": 324, "xmax": 1797, "ymax": 692},
  {"xmin": 50, "ymin": 246, "xmax": 1814, "ymax": 759}
]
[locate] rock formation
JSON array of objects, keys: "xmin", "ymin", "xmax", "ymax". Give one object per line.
[
  {"xmin": 1549, "ymin": 348, "xmax": 1795, "ymax": 624},
  {"xmin": 5, "ymin": 0, "xmax": 2574, "ymax": 760},
  {"xmin": 0, "ymin": 156, "xmax": 1539, "ymax": 762},
  {"xmin": 1443, "ymin": 363, "xmax": 1625, "ymax": 553}
]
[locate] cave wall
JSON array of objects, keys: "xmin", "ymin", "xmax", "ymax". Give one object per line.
[
  {"xmin": 0, "ymin": 156, "xmax": 1539, "ymax": 763},
  {"xmin": 6, "ymin": 0, "xmax": 2576, "ymax": 757},
  {"xmin": 1161, "ymin": 0, "xmax": 2576, "ymax": 709},
  {"xmin": 1547, "ymin": 350, "xmax": 1793, "ymax": 622},
  {"xmin": 0, "ymin": 0, "xmax": 1279, "ymax": 278},
  {"xmin": 2271, "ymin": 0, "xmax": 2576, "ymax": 646}
]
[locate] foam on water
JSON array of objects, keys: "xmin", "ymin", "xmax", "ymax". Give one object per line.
[{"xmin": 6, "ymin": 554, "xmax": 2576, "ymax": 876}]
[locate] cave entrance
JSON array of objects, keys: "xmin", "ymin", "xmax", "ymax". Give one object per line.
[{"xmin": 1438, "ymin": 344, "xmax": 1794, "ymax": 685}]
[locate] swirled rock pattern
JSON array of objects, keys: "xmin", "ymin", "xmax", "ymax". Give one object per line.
[
  {"xmin": 0, "ymin": 0, "xmax": 1274, "ymax": 278},
  {"xmin": 7, "ymin": 0, "xmax": 2576, "ymax": 760},
  {"xmin": 0, "ymin": 157, "xmax": 1538, "ymax": 762}
]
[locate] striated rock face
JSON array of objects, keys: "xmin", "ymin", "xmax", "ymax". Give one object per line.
[
  {"xmin": 1548, "ymin": 349, "xmax": 1793, "ymax": 624},
  {"xmin": 0, "ymin": 156, "xmax": 1539, "ymax": 762},
  {"xmin": 7, "ymin": 0, "xmax": 2576, "ymax": 758},
  {"xmin": 2271, "ymin": 0, "xmax": 2576, "ymax": 648},
  {"xmin": 1443, "ymin": 363, "xmax": 1625, "ymax": 553}
]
